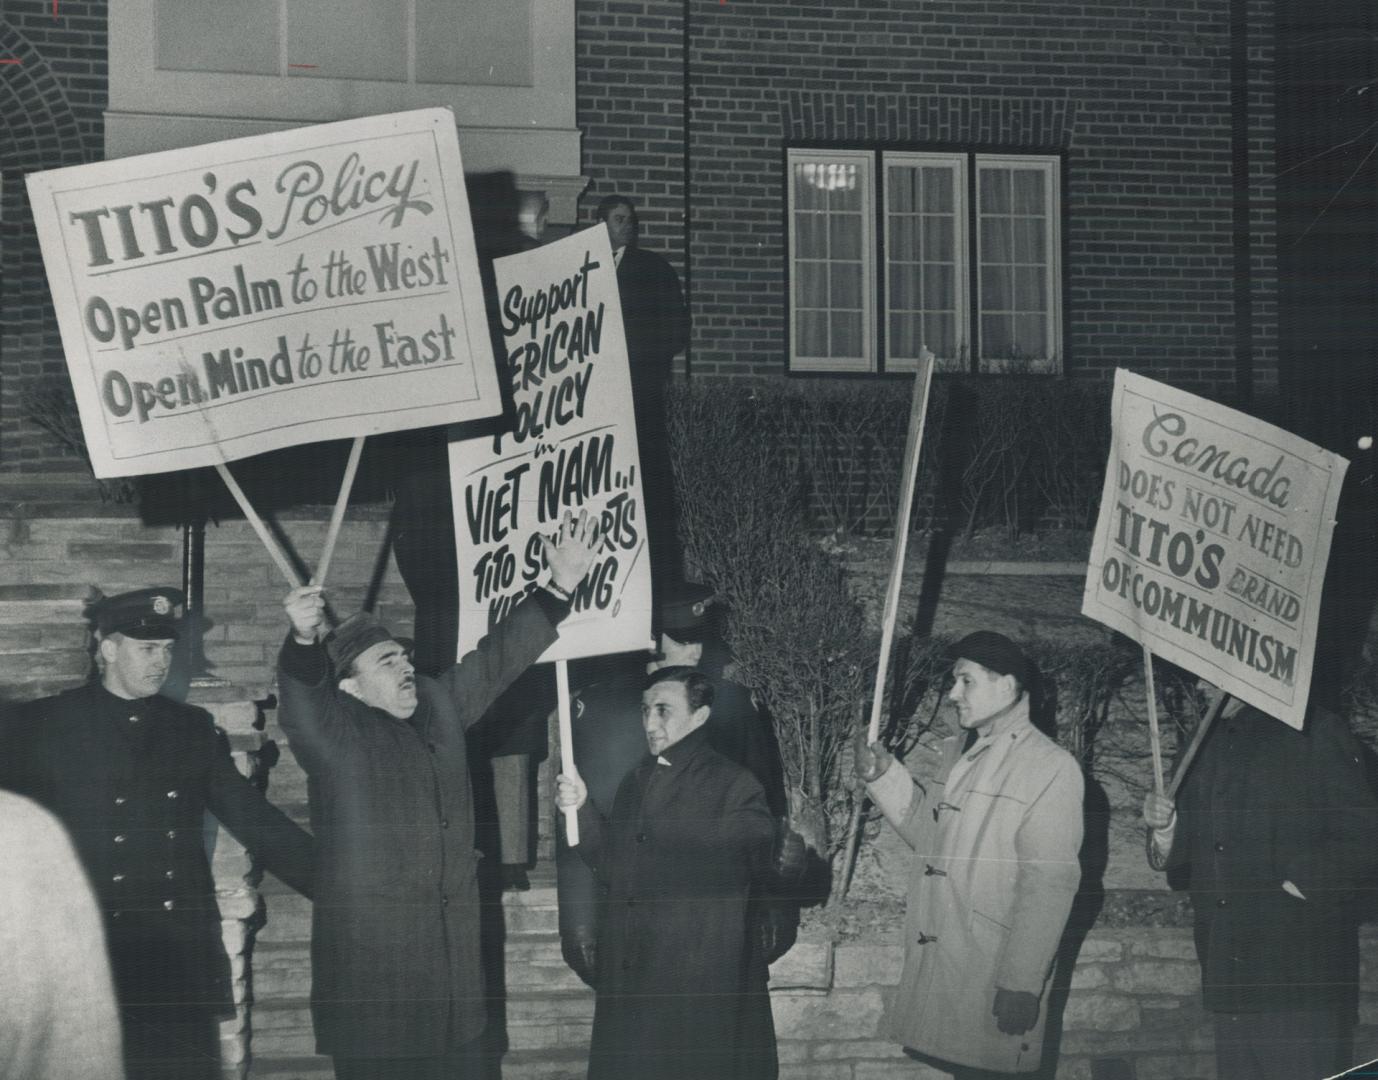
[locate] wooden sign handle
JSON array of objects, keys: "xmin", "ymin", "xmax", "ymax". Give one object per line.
[{"xmin": 557, "ymin": 659, "xmax": 579, "ymax": 847}]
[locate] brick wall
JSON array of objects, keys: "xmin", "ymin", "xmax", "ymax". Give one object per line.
[
  {"xmin": 1, "ymin": 1, "xmax": 110, "ymax": 472},
  {"xmin": 576, "ymin": 0, "xmax": 1279, "ymax": 396}
]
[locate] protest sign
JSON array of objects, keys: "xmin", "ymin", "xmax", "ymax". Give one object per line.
[
  {"xmin": 448, "ymin": 225, "xmax": 653, "ymax": 663},
  {"xmin": 1082, "ymin": 370, "xmax": 1348, "ymax": 728},
  {"xmin": 26, "ymin": 108, "xmax": 499, "ymax": 477}
]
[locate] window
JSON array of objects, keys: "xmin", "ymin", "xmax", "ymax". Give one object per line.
[{"xmin": 787, "ymin": 148, "xmax": 1062, "ymax": 374}]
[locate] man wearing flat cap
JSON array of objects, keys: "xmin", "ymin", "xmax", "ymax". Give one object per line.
[
  {"xmin": 0, "ymin": 587, "xmax": 315, "ymax": 1080},
  {"xmin": 854, "ymin": 631, "xmax": 1083, "ymax": 1078},
  {"xmin": 275, "ymin": 510, "xmax": 601, "ymax": 1080}
]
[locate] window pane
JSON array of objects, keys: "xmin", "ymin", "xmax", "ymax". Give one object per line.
[
  {"xmin": 795, "ymin": 214, "xmax": 826, "ymax": 259},
  {"xmin": 981, "ymin": 266, "xmax": 1012, "ymax": 311},
  {"xmin": 890, "ymin": 312, "xmax": 919, "ymax": 359},
  {"xmin": 1013, "ymin": 170, "xmax": 1046, "ymax": 215},
  {"xmin": 830, "ymin": 215, "xmax": 862, "ymax": 260},
  {"xmin": 924, "ymin": 265, "xmax": 954, "ymax": 312},
  {"xmin": 824, "ymin": 165, "xmax": 862, "ymax": 210},
  {"xmin": 888, "ymin": 167, "xmax": 915, "ymax": 213},
  {"xmin": 925, "ymin": 216, "xmax": 954, "ymax": 263},
  {"xmin": 979, "ymin": 168, "xmax": 1009, "ymax": 214},
  {"xmin": 793, "ymin": 164, "xmax": 824, "ymax": 211},
  {"xmin": 980, "ymin": 218, "xmax": 1013, "ymax": 263},
  {"xmin": 797, "ymin": 311, "xmax": 827, "ymax": 356},
  {"xmin": 889, "ymin": 215, "xmax": 915, "ymax": 262},
  {"xmin": 1015, "ymin": 314, "xmax": 1047, "ymax": 357},
  {"xmin": 982, "ymin": 315, "xmax": 1013, "ymax": 359},
  {"xmin": 1014, "ymin": 267, "xmax": 1045, "ymax": 312},
  {"xmin": 922, "ymin": 168, "xmax": 954, "ymax": 213},
  {"xmin": 797, "ymin": 262, "xmax": 828, "ymax": 308},
  {"xmin": 831, "ymin": 263, "xmax": 863, "ymax": 308},
  {"xmin": 927, "ymin": 314, "xmax": 956, "ymax": 359},
  {"xmin": 1013, "ymin": 219, "xmax": 1045, "ymax": 263},
  {"xmin": 890, "ymin": 264, "xmax": 915, "ymax": 310},
  {"xmin": 831, "ymin": 312, "xmax": 862, "ymax": 356}
]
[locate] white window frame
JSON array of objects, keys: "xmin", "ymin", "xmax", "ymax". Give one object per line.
[
  {"xmin": 882, "ymin": 151, "xmax": 969, "ymax": 373},
  {"xmin": 786, "ymin": 147, "xmax": 1062, "ymax": 375},
  {"xmin": 786, "ymin": 148, "xmax": 876, "ymax": 374},
  {"xmin": 973, "ymin": 155, "xmax": 1063, "ymax": 373}
]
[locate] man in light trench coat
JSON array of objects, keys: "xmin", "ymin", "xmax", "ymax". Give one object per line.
[{"xmin": 855, "ymin": 631, "xmax": 1083, "ymax": 1078}]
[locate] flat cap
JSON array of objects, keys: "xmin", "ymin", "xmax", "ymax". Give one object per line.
[
  {"xmin": 93, "ymin": 587, "xmax": 184, "ymax": 640},
  {"xmin": 946, "ymin": 630, "xmax": 1031, "ymax": 687},
  {"xmin": 325, "ymin": 612, "xmax": 398, "ymax": 677},
  {"xmin": 657, "ymin": 581, "xmax": 718, "ymax": 642}
]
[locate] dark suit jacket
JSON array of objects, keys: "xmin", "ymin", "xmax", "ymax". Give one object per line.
[
  {"xmin": 1168, "ymin": 703, "xmax": 1378, "ymax": 1013},
  {"xmin": 275, "ymin": 588, "xmax": 565, "ymax": 1058},
  {"xmin": 0, "ymin": 682, "xmax": 314, "ymax": 1020}
]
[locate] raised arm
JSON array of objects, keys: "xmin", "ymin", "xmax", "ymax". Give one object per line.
[{"xmin": 276, "ymin": 584, "xmax": 351, "ymax": 772}]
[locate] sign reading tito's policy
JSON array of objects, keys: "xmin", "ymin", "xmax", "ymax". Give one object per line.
[
  {"xmin": 27, "ymin": 108, "xmax": 499, "ymax": 477},
  {"xmin": 1082, "ymin": 370, "xmax": 1348, "ymax": 729},
  {"xmin": 449, "ymin": 226, "xmax": 652, "ymax": 663}
]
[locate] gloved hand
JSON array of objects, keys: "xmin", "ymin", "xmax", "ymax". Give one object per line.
[
  {"xmin": 852, "ymin": 729, "xmax": 893, "ymax": 786},
  {"xmin": 992, "ymin": 987, "xmax": 1040, "ymax": 1035},
  {"xmin": 759, "ymin": 903, "xmax": 800, "ymax": 965},
  {"xmin": 561, "ymin": 933, "xmax": 598, "ymax": 989}
]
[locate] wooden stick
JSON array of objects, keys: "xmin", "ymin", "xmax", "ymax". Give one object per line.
[
  {"xmin": 866, "ymin": 350, "xmax": 936, "ymax": 744},
  {"xmin": 1168, "ymin": 688, "xmax": 1228, "ymax": 799},
  {"xmin": 1143, "ymin": 643, "xmax": 1165, "ymax": 795},
  {"xmin": 214, "ymin": 462, "xmax": 301, "ymax": 588},
  {"xmin": 312, "ymin": 436, "xmax": 366, "ymax": 587},
  {"xmin": 556, "ymin": 659, "xmax": 579, "ymax": 847}
]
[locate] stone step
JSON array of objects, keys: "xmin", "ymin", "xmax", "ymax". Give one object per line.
[
  {"xmin": 257, "ymin": 886, "xmax": 314, "ymax": 944},
  {"xmin": 500, "ymin": 1048, "xmax": 589, "ymax": 1079},
  {"xmin": 251, "ymin": 942, "xmax": 314, "ymax": 999},
  {"xmin": 0, "ymin": 647, "xmax": 88, "ymax": 680},
  {"xmin": 246, "ymin": 1054, "xmax": 335, "ymax": 1079},
  {"xmin": 504, "ymin": 934, "xmax": 589, "ymax": 993}
]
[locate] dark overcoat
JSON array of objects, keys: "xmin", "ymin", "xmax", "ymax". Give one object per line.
[
  {"xmin": 1168, "ymin": 703, "xmax": 1378, "ymax": 1014},
  {"xmin": 275, "ymin": 591, "xmax": 562, "ymax": 1058},
  {"xmin": 557, "ymin": 667, "xmax": 796, "ymax": 952},
  {"xmin": 0, "ymin": 682, "xmax": 314, "ymax": 1022},
  {"xmin": 576, "ymin": 724, "xmax": 781, "ymax": 1080}
]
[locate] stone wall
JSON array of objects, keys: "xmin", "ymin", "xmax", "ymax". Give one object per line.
[{"xmin": 767, "ymin": 928, "xmax": 1378, "ymax": 1079}]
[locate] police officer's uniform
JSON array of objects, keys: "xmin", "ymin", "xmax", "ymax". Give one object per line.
[{"xmin": 0, "ymin": 588, "xmax": 314, "ymax": 1080}]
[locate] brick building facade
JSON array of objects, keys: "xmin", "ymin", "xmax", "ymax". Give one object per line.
[{"xmin": 3, "ymin": 0, "xmax": 1280, "ymax": 472}]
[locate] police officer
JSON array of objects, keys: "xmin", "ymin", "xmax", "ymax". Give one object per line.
[
  {"xmin": 0, "ymin": 587, "xmax": 315, "ymax": 1080},
  {"xmin": 555, "ymin": 581, "xmax": 799, "ymax": 987}
]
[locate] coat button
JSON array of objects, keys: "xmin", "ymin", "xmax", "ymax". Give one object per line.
[
  {"xmin": 113, "ymin": 834, "xmax": 126, "ymax": 844},
  {"xmin": 1214, "ymin": 841, "xmax": 1225, "ymax": 852},
  {"xmin": 112, "ymin": 874, "xmax": 125, "ymax": 883},
  {"xmin": 165, "ymin": 870, "xmax": 175, "ymax": 880},
  {"xmin": 112, "ymin": 911, "xmax": 122, "ymax": 919},
  {"xmin": 114, "ymin": 796, "xmax": 126, "ymax": 806},
  {"xmin": 163, "ymin": 900, "xmax": 175, "ymax": 911},
  {"xmin": 166, "ymin": 830, "xmax": 177, "ymax": 839},
  {"xmin": 442, "ymin": 894, "xmax": 449, "ymax": 907},
  {"xmin": 167, "ymin": 790, "xmax": 179, "ymax": 799},
  {"xmin": 1216, "ymin": 897, "xmax": 1228, "ymax": 908},
  {"xmin": 441, "ymin": 819, "xmax": 450, "ymax": 829},
  {"xmin": 636, "ymin": 833, "xmax": 647, "ymax": 843},
  {"xmin": 128, "ymin": 715, "xmax": 139, "ymax": 724}
]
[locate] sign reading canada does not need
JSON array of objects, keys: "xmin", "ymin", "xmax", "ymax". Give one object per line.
[{"xmin": 27, "ymin": 108, "xmax": 500, "ymax": 477}]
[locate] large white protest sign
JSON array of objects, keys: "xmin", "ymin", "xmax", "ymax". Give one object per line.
[
  {"xmin": 1082, "ymin": 370, "xmax": 1348, "ymax": 728},
  {"xmin": 27, "ymin": 108, "xmax": 499, "ymax": 477},
  {"xmin": 449, "ymin": 226, "xmax": 653, "ymax": 662}
]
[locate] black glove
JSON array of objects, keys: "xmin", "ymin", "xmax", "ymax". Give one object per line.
[
  {"xmin": 774, "ymin": 821, "xmax": 807, "ymax": 883},
  {"xmin": 992, "ymin": 987, "xmax": 1040, "ymax": 1035},
  {"xmin": 562, "ymin": 933, "xmax": 598, "ymax": 989},
  {"xmin": 759, "ymin": 903, "xmax": 800, "ymax": 965}
]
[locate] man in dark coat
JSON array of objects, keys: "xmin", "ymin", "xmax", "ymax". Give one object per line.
[
  {"xmin": 596, "ymin": 193, "xmax": 689, "ymax": 591},
  {"xmin": 1143, "ymin": 689, "xmax": 1378, "ymax": 1079},
  {"xmin": 276, "ymin": 511, "xmax": 599, "ymax": 1080},
  {"xmin": 0, "ymin": 587, "xmax": 315, "ymax": 1080},
  {"xmin": 556, "ymin": 582, "xmax": 798, "ymax": 986},
  {"xmin": 556, "ymin": 665, "xmax": 805, "ymax": 1080}
]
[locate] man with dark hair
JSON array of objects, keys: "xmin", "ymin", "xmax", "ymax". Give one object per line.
[
  {"xmin": 1, "ymin": 587, "xmax": 314, "ymax": 1080},
  {"xmin": 595, "ymin": 192, "xmax": 689, "ymax": 589},
  {"xmin": 556, "ymin": 581, "xmax": 797, "ymax": 987},
  {"xmin": 854, "ymin": 631, "xmax": 1083, "ymax": 1079},
  {"xmin": 556, "ymin": 656, "xmax": 804, "ymax": 1080},
  {"xmin": 1142, "ymin": 687, "xmax": 1378, "ymax": 1079},
  {"xmin": 276, "ymin": 511, "xmax": 600, "ymax": 1080}
]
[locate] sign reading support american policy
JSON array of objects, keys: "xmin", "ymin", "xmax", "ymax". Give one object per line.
[
  {"xmin": 449, "ymin": 226, "xmax": 652, "ymax": 662},
  {"xmin": 1082, "ymin": 370, "xmax": 1348, "ymax": 729},
  {"xmin": 26, "ymin": 108, "xmax": 499, "ymax": 477}
]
